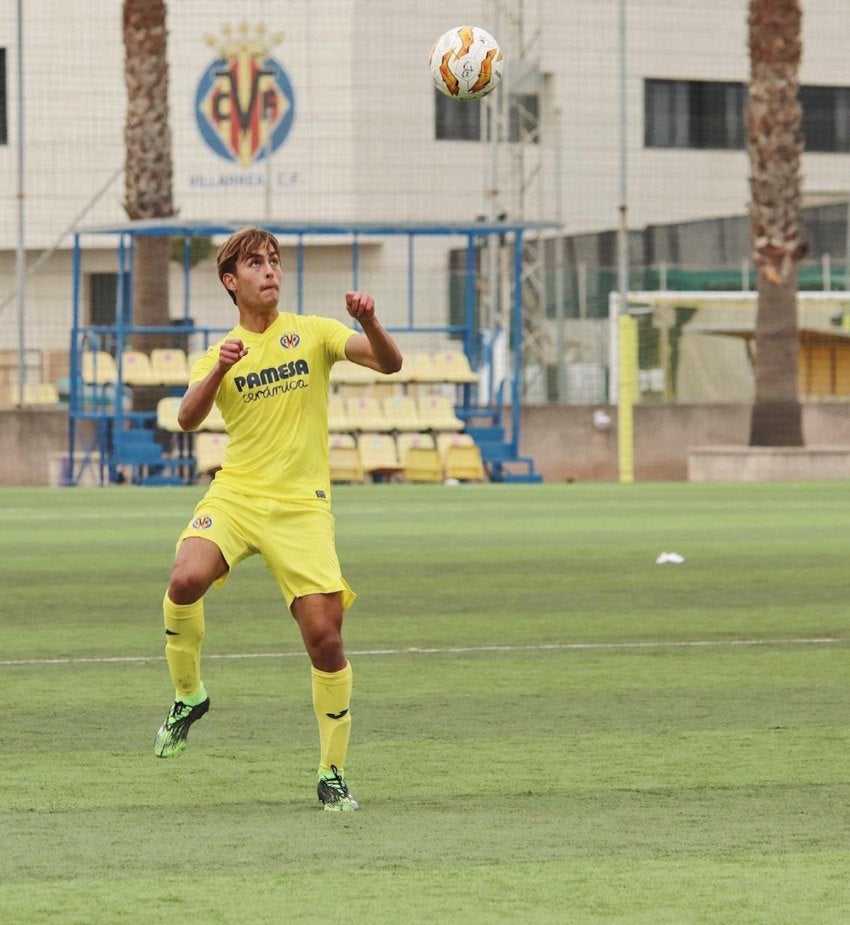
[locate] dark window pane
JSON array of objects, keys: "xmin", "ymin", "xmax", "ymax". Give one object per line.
[
  {"xmin": 435, "ymin": 87, "xmax": 541, "ymax": 145},
  {"xmin": 88, "ymin": 273, "xmax": 119, "ymax": 354},
  {"xmin": 0, "ymin": 49, "xmax": 6, "ymax": 146},
  {"xmin": 800, "ymin": 85, "xmax": 850, "ymax": 153},
  {"xmin": 509, "ymin": 93, "xmax": 539, "ymax": 144},
  {"xmin": 801, "ymin": 85, "xmax": 834, "ymax": 151},
  {"xmin": 648, "ymin": 78, "xmax": 850, "ymax": 154},
  {"xmin": 645, "ymin": 79, "xmax": 691, "ymax": 147},
  {"xmin": 690, "ymin": 81, "xmax": 745, "ymax": 149},
  {"xmin": 89, "ymin": 273, "xmax": 118, "ymax": 327},
  {"xmin": 837, "ymin": 87, "xmax": 850, "ymax": 152},
  {"xmin": 646, "ymin": 78, "xmax": 745, "ymax": 150},
  {"xmin": 435, "ymin": 90, "xmax": 481, "ymax": 141}
]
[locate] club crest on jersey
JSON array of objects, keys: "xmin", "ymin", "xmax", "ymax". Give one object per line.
[
  {"xmin": 192, "ymin": 515, "xmax": 213, "ymax": 530},
  {"xmin": 280, "ymin": 333, "xmax": 300, "ymax": 349}
]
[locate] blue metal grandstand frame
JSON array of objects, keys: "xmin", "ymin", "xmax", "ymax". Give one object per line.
[{"xmin": 68, "ymin": 218, "xmax": 556, "ymax": 485}]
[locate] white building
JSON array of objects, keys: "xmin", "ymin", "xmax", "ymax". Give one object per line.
[{"xmin": 1, "ymin": 0, "xmax": 849, "ymax": 397}]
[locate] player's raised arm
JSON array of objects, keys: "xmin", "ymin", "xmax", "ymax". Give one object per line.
[
  {"xmin": 343, "ymin": 291, "xmax": 403, "ymax": 375},
  {"xmin": 178, "ymin": 338, "xmax": 248, "ymax": 431}
]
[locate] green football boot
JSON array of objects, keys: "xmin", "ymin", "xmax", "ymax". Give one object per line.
[
  {"xmin": 154, "ymin": 696, "xmax": 210, "ymax": 758},
  {"xmin": 317, "ymin": 765, "xmax": 360, "ymax": 812}
]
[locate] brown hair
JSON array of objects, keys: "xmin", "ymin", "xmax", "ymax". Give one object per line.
[{"xmin": 216, "ymin": 227, "xmax": 281, "ymax": 304}]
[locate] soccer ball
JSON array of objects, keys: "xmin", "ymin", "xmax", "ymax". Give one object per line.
[{"xmin": 429, "ymin": 26, "xmax": 503, "ymax": 101}]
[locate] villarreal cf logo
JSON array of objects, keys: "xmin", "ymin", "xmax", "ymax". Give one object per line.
[{"xmin": 195, "ymin": 24, "xmax": 296, "ymax": 167}]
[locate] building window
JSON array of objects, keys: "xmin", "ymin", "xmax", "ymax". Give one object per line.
[
  {"xmin": 88, "ymin": 273, "xmax": 119, "ymax": 353},
  {"xmin": 509, "ymin": 94, "xmax": 540, "ymax": 145},
  {"xmin": 646, "ymin": 78, "xmax": 850, "ymax": 154},
  {"xmin": 89, "ymin": 273, "xmax": 119, "ymax": 327},
  {"xmin": 435, "ymin": 90, "xmax": 482, "ymax": 140},
  {"xmin": 800, "ymin": 85, "xmax": 850, "ymax": 152},
  {"xmin": 645, "ymin": 79, "xmax": 745, "ymax": 150},
  {"xmin": 0, "ymin": 49, "xmax": 7, "ymax": 146},
  {"xmin": 435, "ymin": 91, "xmax": 541, "ymax": 143}
]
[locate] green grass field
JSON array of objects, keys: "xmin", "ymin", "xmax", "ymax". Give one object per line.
[{"xmin": 1, "ymin": 482, "xmax": 849, "ymax": 924}]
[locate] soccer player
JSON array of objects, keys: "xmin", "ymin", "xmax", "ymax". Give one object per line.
[{"xmin": 153, "ymin": 227, "xmax": 402, "ymax": 812}]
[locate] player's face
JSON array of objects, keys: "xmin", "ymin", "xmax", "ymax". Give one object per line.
[{"xmin": 229, "ymin": 246, "xmax": 282, "ymax": 311}]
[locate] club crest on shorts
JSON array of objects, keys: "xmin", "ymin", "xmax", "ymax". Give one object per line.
[
  {"xmin": 280, "ymin": 333, "xmax": 300, "ymax": 349},
  {"xmin": 192, "ymin": 515, "xmax": 213, "ymax": 530}
]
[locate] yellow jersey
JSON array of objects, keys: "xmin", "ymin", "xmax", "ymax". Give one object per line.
[{"xmin": 189, "ymin": 313, "xmax": 354, "ymax": 502}]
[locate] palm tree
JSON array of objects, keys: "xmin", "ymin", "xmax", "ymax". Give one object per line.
[
  {"xmin": 123, "ymin": 0, "xmax": 175, "ymax": 354},
  {"xmin": 747, "ymin": 0, "xmax": 805, "ymax": 446}
]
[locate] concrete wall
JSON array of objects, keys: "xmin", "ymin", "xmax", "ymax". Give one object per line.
[
  {"xmin": 0, "ymin": 410, "xmax": 96, "ymax": 487},
  {"xmin": 6, "ymin": 402, "xmax": 850, "ymax": 487},
  {"xmin": 521, "ymin": 402, "xmax": 850, "ymax": 482}
]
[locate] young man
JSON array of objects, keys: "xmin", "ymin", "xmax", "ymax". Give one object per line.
[{"xmin": 153, "ymin": 227, "xmax": 403, "ymax": 812}]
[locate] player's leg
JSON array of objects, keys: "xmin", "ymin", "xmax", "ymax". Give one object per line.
[
  {"xmin": 291, "ymin": 592, "xmax": 359, "ymax": 812},
  {"xmin": 262, "ymin": 502, "xmax": 359, "ymax": 809},
  {"xmin": 155, "ymin": 536, "xmax": 229, "ymax": 758},
  {"xmin": 164, "ymin": 535, "xmax": 228, "ymax": 694}
]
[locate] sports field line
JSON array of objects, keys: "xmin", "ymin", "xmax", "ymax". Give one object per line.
[{"xmin": 0, "ymin": 636, "xmax": 841, "ymax": 668}]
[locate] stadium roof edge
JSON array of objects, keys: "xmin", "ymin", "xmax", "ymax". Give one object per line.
[{"xmin": 76, "ymin": 218, "xmax": 562, "ymax": 237}]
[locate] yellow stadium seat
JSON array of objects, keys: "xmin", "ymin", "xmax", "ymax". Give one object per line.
[
  {"xmin": 161, "ymin": 394, "xmax": 225, "ymax": 432},
  {"xmin": 156, "ymin": 396, "xmax": 194, "ymax": 463},
  {"xmin": 431, "ymin": 349, "xmax": 479, "ymax": 384},
  {"xmin": 328, "ymin": 393, "xmax": 354, "ymax": 433},
  {"xmin": 194, "ymin": 432, "xmax": 228, "ymax": 475},
  {"xmin": 436, "ymin": 431, "xmax": 474, "ymax": 459},
  {"xmin": 397, "ymin": 432, "xmax": 443, "ymax": 483},
  {"xmin": 381, "ymin": 358, "xmax": 413, "ymax": 385},
  {"xmin": 330, "ymin": 432, "xmax": 357, "ymax": 449},
  {"xmin": 150, "ymin": 348, "xmax": 189, "ymax": 385},
  {"xmin": 444, "ymin": 443, "xmax": 486, "ymax": 482},
  {"xmin": 22, "ymin": 381, "xmax": 60, "ymax": 406},
  {"xmin": 330, "ymin": 360, "xmax": 380, "ymax": 386},
  {"xmin": 156, "ymin": 396, "xmax": 182, "ymax": 432},
  {"xmin": 199, "ymin": 402, "xmax": 226, "ymax": 431},
  {"xmin": 416, "ymin": 395, "xmax": 464, "ymax": 431},
  {"xmin": 358, "ymin": 433, "xmax": 403, "ymax": 480},
  {"xmin": 404, "ymin": 351, "xmax": 442, "ymax": 383},
  {"xmin": 121, "ymin": 350, "xmax": 155, "ymax": 386},
  {"xmin": 403, "ymin": 446, "xmax": 444, "ymax": 483},
  {"xmin": 329, "ymin": 433, "xmax": 364, "ymax": 483},
  {"xmin": 396, "ymin": 431, "xmax": 436, "ymax": 463},
  {"xmin": 346, "ymin": 395, "xmax": 390, "ymax": 431},
  {"xmin": 381, "ymin": 394, "xmax": 422, "ymax": 431},
  {"xmin": 81, "ymin": 351, "xmax": 118, "ymax": 385}
]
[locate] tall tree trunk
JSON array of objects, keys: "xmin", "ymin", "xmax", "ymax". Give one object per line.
[
  {"xmin": 123, "ymin": 0, "xmax": 175, "ymax": 354},
  {"xmin": 747, "ymin": 0, "xmax": 805, "ymax": 446}
]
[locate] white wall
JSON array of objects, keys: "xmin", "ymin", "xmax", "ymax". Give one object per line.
[{"xmin": 3, "ymin": 0, "xmax": 850, "ymax": 354}]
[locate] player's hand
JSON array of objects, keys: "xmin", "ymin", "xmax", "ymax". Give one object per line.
[
  {"xmin": 346, "ymin": 291, "xmax": 376, "ymax": 324},
  {"xmin": 217, "ymin": 338, "xmax": 248, "ymax": 369}
]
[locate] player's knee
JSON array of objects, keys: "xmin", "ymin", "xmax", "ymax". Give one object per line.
[
  {"xmin": 307, "ymin": 628, "xmax": 346, "ymax": 671},
  {"xmin": 167, "ymin": 567, "xmax": 208, "ymax": 605}
]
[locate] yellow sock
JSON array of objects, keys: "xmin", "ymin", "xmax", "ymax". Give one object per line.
[
  {"xmin": 312, "ymin": 661, "xmax": 353, "ymax": 771},
  {"xmin": 163, "ymin": 592, "xmax": 206, "ymax": 702}
]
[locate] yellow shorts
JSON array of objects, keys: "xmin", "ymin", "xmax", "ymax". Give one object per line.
[{"xmin": 177, "ymin": 485, "xmax": 356, "ymax": 610}]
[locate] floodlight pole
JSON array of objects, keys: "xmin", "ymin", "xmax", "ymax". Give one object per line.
[
  {"xmin": 264, "ymin": 109, "xmax": 273, "ymax": 220},
  {"xmin": 554, "ymin": 106, "xmax": 567, "ymax": 401},
  {"xmin": 15, "ymin": 0, "xmax": 26, "ymax": 407},
  {"xmin": 611, "ymin": 0, "xmax": 629, "ymax": 404},
  {"xmin": 845, "ymin": 196, "xmax": 850, "ymax": 296}
]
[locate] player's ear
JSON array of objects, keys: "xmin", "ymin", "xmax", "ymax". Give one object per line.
[{"xmin": 222, "ymin": 272, "xmax": 237, "ymax": 293}]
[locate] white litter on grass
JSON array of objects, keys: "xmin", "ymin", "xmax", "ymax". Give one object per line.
[{"xmin": 656, "ymin": 551, "xmax": 685, "ymax": 565}]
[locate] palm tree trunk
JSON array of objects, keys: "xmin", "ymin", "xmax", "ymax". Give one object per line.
[
  {"xmin": 750, "ymin": 276, "xmax": 803, "ymax": 444},
  {"xmin": 123, "ymin": 0, "xmax": 175, "ymax": 354},
  {"xmin": 747, "ymin": 0, "xmax": 805, "ymax": 446}
]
